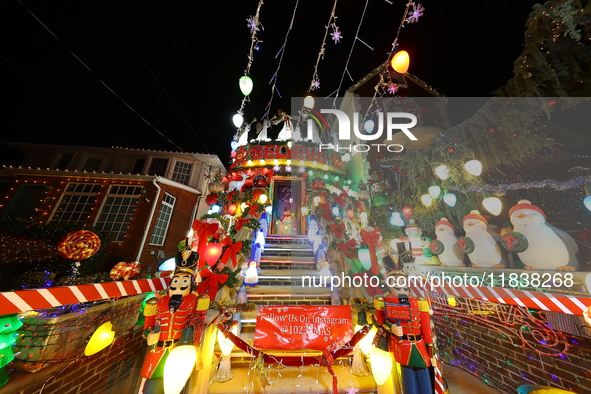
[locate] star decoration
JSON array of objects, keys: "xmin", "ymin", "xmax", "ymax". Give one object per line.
[
  {"xmin": 330, "ymin": 26, "xmax": 343, "ymax": 43},
  {"xmin": 406, "ymin": 3, "xmax": 425, "ymax": 24}
]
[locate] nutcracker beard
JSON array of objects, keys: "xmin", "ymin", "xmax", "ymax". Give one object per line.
[{"xmin": 168, "ymin": 294, "xmax": 183, "ymax": 313}]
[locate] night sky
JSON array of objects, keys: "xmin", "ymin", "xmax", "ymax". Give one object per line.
[{"xmin": 0, "ymin": 0, "xmax": 540, "ymax": 166}]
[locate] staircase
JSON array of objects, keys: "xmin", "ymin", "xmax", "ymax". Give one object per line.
[{"xmin": 207, "ymin": 234, "xmax": 378, "ymax": 393}]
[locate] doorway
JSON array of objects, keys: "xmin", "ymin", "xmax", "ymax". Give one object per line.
[{"xmin": 269, "ymin": 177, "xmax": 304, "ymax": 235}]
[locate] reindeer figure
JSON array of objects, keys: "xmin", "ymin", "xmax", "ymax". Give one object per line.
[{"xmin": 228, "ymin": 173, "xmax": 249, "ymax": 192}]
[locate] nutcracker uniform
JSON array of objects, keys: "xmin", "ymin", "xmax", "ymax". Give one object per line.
[{"xmin": 375, "ymin": 294, "xmax": 435, "ymax": 394}]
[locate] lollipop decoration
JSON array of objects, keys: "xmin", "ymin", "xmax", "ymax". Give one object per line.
[
  {"xmin": 110, "ymin": 261, "xmax": 141, "ymax": 281},
  {"xmin": 58, "ymin": 230, "xmax": 101, "ymax": 277}
]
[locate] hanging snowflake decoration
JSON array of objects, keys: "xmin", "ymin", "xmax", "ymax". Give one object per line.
[
  {"xmin": 310, "ymin": 78, "xmax": 320, "ymax": 91},
  {"xmin": 330, "ymin": 26, "xmax": 343, "ymax": 43},
  {"xmin": 247, "ymin": 16, "xmax": 261, "ymax": 33},
  {"xmin": 406, "ymin": 3, "xmax": 425, "ymax": 24},
  {"xmin": 388, "ymin": 83, "xmax": 399, "ymax": 95}
]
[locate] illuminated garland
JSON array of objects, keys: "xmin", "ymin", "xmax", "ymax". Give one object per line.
[{"xmin": 451, "ymin": 176, "xmax": 591, "ymax": 194}]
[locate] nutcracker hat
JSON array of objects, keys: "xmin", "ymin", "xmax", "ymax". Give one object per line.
[
  {"xmin": 508, "ymin": 199, "xmax": 546, "ymax": 218},
  {"xmin": 174, "ymin": 249, "xmax": 199, "ymax": 274},
  {"xmin": 435, "ymin": 218, "xmax": 454, "ymax": 230},
  {"xmin": 462, "ymin": 210, "xmax": 488, "ymax": 225}
]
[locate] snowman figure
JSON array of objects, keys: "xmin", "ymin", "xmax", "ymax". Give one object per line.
[
  {"xmin": 318, "ymin": 260, "xmax": 332, "ymax": 287},
  {"xmin": 505, "ymin": 200, "xmax": 579, "ymax": 271},
  {"xmin": 431, "ymin": 218, "xmax": 466, "ymax": 267},
  {"xmin": 244, "ymin": 261, "xmax": 259, "ymax": 288},
  {"xmin": 458, "ymin": 210, "xmax": 507, "ymax": 269}
]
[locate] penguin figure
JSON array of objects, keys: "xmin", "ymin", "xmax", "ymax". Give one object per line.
[
  {"xmin": 508, "ymin": 200, "xmax": 579, "ymax": 271},
  {"xmin": 433, "ymin": 218, "xmax": 465, "ymax": 267},
  {"xmin": 244, "ymin": 261, "xmax": 259, "ymax": 288},
  {"xmin": 461, "ymin": 210, "xmax": 507, "ymax": 269}
]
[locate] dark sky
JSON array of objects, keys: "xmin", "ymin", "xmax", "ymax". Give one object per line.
[{"xmin": 0, "ymin": 0, "xmax": 540, "ymax": 166}]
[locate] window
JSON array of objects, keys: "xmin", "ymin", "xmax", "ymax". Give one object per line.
[
  {"xmin": 55, "ymin": 154, "xmax": 73, "ymax": 170},
  {"xmin": 171, "ymin": 161, "xmax": 193, "ymax": 185},
  {"xmin": 50, "ymin": 183, "xmax": 101, "ymax": 223},
  {"xmin": 82, "ymin": 157, "xmax": 102, "ymax": 171},
  {"xmin": 95, "ymin": 185, "xmax": 142, "ymax": 242},
  {"xmin": 132, "ymin": 158, "xmax": 146, "ymax": 174},
  {"xmin": 148, "ymin": 158, "xmax": 169, "ymax": 176},
  {"xmin": 1, "ymin": 184, "xmax": 47, "ymax": 219},
  {"xmin": 149, "ymin": 193, "xmax": 176, "ymax": 246}
]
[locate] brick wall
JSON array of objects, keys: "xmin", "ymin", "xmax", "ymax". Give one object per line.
[
  {"xmin": 433, "ymin": 298, "xmax": 591, "ymax": 393},
  {"xmin": 3, "ymin": 327, "xmax": 146, "ymax": 394}
]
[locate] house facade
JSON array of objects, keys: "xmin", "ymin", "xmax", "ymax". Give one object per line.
[{"xmin": 0, "ymin": 143, "xmax": 225, "ymax": 274}]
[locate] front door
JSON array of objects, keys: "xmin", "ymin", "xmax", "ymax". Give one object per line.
[{"xmin": 270, "ymin": 177, "xmax": 303, "ymax": 235}]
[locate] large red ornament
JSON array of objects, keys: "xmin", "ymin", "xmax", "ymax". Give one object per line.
[
  {"xmin": 57, "ymin": 230, "xmax": 101, "ymax": 261},
  {"xmin": 311, "ymin": 177, "xmax": 326, "ymax": 190},
  {"xmin": 204, "ymin": 243, "xmax": 223, "ymax": 266}
]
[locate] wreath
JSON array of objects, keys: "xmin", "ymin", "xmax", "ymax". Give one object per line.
[
  {"xmin": 500, "ymin": 231, "xmax": 529, "ymax": 253},
  {"xmin": 456, "ymin": 237, "xmax": 475, "ymax": 254},
  {"xmin": 429, "ymin": 240, "xmax": 444, "ymax": 255}
]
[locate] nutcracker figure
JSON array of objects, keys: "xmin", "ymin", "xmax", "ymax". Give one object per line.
[
  {"xmin": 139, "ymin": 249, "xmax": 209, "ymax": 394},
  {"xmin": 374, "ymin": 284, "xmax": 435, "ymax": 394}
]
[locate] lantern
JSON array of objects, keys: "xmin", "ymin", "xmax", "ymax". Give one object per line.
[
  {"xmin": 443, "ymin": 192, "xmax": 457, "ymax": 207},
  {"xmin": 232, "ymin": 113, "xmax": 243, "ymax": 128},
  {"xmin": 227, "ymin": 204, "xmax": 237, "ymax": 215},
  {"xmin": 391, "ymin": 50, "xmax": 410, "ymax": 73},
  {"xmin": 369, "ymin": 336, "xmax": 393, "ymax": 386},
  {"xmin": 482, "ymin": 196, "xmax": 503, "ymax": 216},
  {"xmin": 84, "ymin": 321, "xmax": 115, "ymax": 356},
  {"xmin": 204, "ymin": 243, "xmax": 223, "ymax": 266},
  {"xmin": 465, "ymin": 159, "xmax": 483, "ymax": 176},
  {"xmin": 402, "ymin": 206, "xmax": 413, "ymax": 218},
  {"xmin": 239, "ymin": 75, "xmax": 253, "ymax": 96},
  {"xmin": 420, "ymin": 194, "xmax": 433, "ymax": 207},
  {"xmin": 435, "ymin": 165, "xmax": 449, "ymax": 180},
  {"xmin": 428, "ymin": 185, "xmax": 441, "ymax": 199}
]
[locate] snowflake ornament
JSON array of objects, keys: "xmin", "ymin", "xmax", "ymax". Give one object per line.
[
  {"xmin": 344, "ymin": 388, "xmax": 359, "ymax": 394},
  {"xmin": 310, "ymin": 78, "xmax": 320, "ymax": 91},
  {"xmin": 247, "ymin": 16, "xmax": 261, "ymax": 33},
  {"xmin": 406, "ymin": 3, "xmax": 425, "ymax": 24},
  {"xmin": 388, "ymin": 83, "xmax": 399, "ymax": 95},
  {"xmin": 330, "ymin": 26, "xmax": 343, "ymax": 43}
]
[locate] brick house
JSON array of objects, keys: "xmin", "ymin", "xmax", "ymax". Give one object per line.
[{"xmin": 0, "ymin": 142, "xmax": 225, "ymax": 274}]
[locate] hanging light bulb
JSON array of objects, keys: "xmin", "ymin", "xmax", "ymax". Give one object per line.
[
  {"xmin": 163, "ymin": 327, "xmax": 197, "ymax": 394},
  {"xmin": 239, "ymin": 75, "xmax": 253, "ymax": 96},
  {"xmin": 258, "ymin": 194, "xmax": 268, "ymax": 204},
  {"xmin": 391, "ymin": 50, "xmax": 410, "ymax": 73},
  {"xmin": 435, "ymin": 165, "xmax": 449, "ymax": 180},
  {"xmin": 204, "ymin": 243, "xmax": 223, "ymax": 266},
  {"xmin": 211, "ymin": 204, "xmax": 221, "ymax": 214},
  {"xmin": 464, "ymin": 160, "xmax": 483, "ymax": 176},
  {"xmin": 442, "ymin": 192, "xmax": 457, "ymax": 207},
  {"xmin": 358, "ymin": 243, "xmax": 372, "ymax": 270},
  {"xmin": 482, "ymin": 196, "xmax": 503, "ymax": 216},
  {"xmin": 300, "ymin": 206, "xmax": 309, "ymax": 215},
  {"xmin": 331, "ymin": 203, "xmax": 341, "ymax": 217},
  {"xmin": 420, "ymin": 194, "xmax": 433, "ymax": 207},
  {"xmin": 313, "ymin": 196, "xmax": 321, "ymax": 206},
  {"xmin": 227, "ymin": 204, "xmax": 237, "ymax": 215},
  {"xmin": 304, "ymin": 96, "xmax": 315, "ymax": 109},
  {"xmin": 428, "ymin": 185, "xmax": 441, "ymax": 199},
  {"xmin": 232, "ymin": 113, "xmax": 243, "ymax": 128},
  {"xmin": 84, "ymin": 321, "xmax": 115, "ymax": 356},
  {"xmin": 402, "ymin": 206, "xmax": 413, "ymax": 219},
  {"xmin": 389, "ymin": 212, "xmax": 405, "ymax": 227},
  {"xmin": 369, "ymin": 336, "xmax": 393, "ymax": 386},
  {"xmin": 346, "ymin": 208, "xmax": 355, "ymax": 220},
  {"xmin": 357, "ymin": 324, "xmax": 378, "ymax": 355}
]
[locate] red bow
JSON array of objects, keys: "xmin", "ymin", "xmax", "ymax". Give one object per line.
[
  {"xmin": 361, "ymin": 228, "xmax": 381, "ymax": 276},
  {"xmin": 338, "ymin": 239, "xmax": 357, "ymax": 259},
  {"xmin": 206, "ymin": 194, "xmax": 218, "ymax": 205},
  {"xmin": 251, "ymin": 189, "xmax": 264, "ymax": 203},
  {"xmin": 330, "ymin": 223, "xmax": 345, "ymax": 239},
  {"xmin": 322, "ymin": 212, "xmax": 335, "ymax": 223},
  {"xmin": 197, "ymin": 268, "xmax": 228, "ymax": 301},
  {"xmin": 192, "ymin": 219, "xmax": 220, "ymax": 267},
  {"xmin": 318, "ymin": 201, "xmax": 330, "ymax": 212},
  {"xmin": 234, "ymin": 218, "xmax": 250, "ymax": 231},
  {"xmin": 248, "ymin": 204, "xmax": 259, "ymax": 217},
  {"xmin": 335, "ymin": 190, "xmax": 348, "ymax": 206},
  {"xmin": 220, "ymin": 237, "xmax": 243, "ymax": 268}
]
